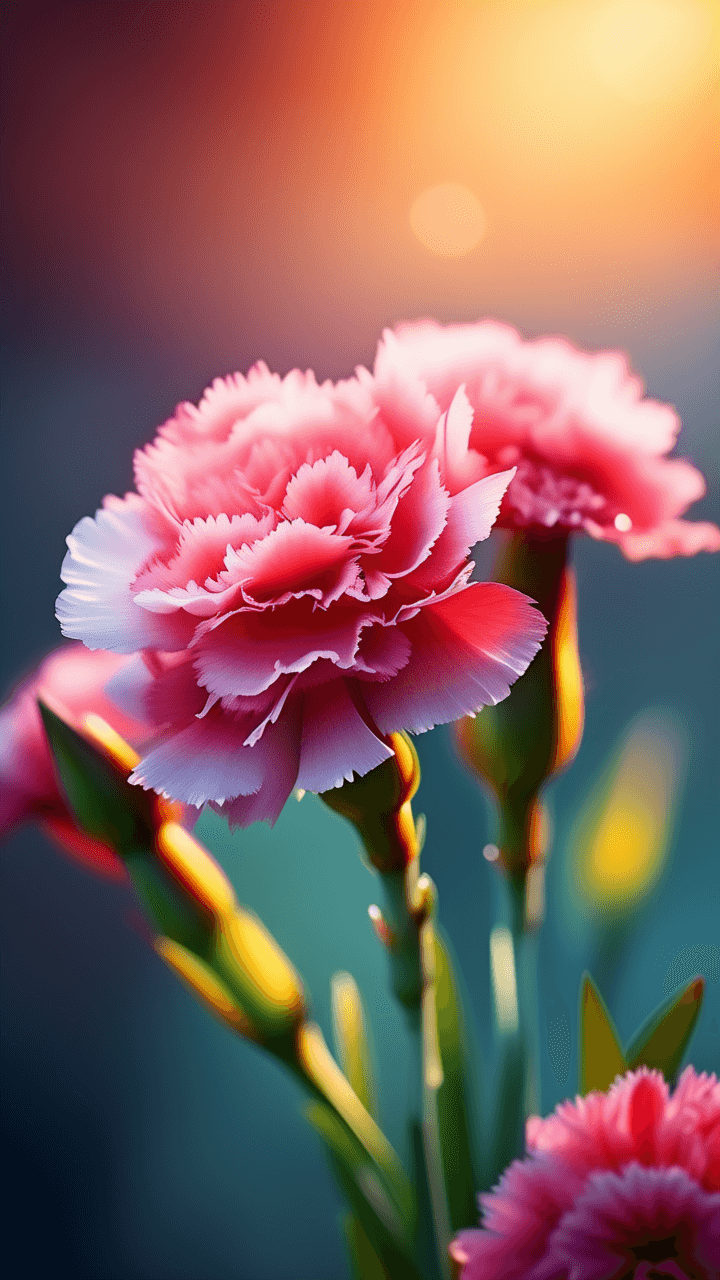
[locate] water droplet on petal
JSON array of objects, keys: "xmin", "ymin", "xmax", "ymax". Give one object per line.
[{"xmin": 614, "ymin": 513, "xmax": 633, "ymax": 532}]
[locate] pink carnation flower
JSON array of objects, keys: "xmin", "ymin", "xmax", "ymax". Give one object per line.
[
  {"xmin": 56, "ymin": 364, "xmax": 546, "ymax": 826},
  {"xmin": 373, "ymin": 321, "xmax": 720, "ymax": 561},
  {"xmin": 0, "ymin": 644, "xmax": 154, "ymax": 876},
  {"xmin": 451, "ymin": 1067, "xmax": 720, "ymax": 1280}
]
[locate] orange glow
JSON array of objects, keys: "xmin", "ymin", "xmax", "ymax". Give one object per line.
[
  {"xmin": 586, "ymin": 0, "xmax": 717, "ymax": 103},
  {"xmin": 409, "ymin": 183, "xmax": 487, "ymax": 257},
  {"xmin": 5, "ymin": 2, "xmax": 718, "ymax": 352}
]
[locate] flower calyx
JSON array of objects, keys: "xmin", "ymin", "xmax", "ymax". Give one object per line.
[{"xmin": 319, "ymin": 731, "xmax": 421, "ymax": 874}]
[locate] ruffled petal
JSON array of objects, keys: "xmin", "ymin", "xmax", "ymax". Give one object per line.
[
  {"xmin": 216, "ymin": 703, "xmax": 302, "ymax": 826},
  {"xmin": 409, "ymin": 468, "xmax": 515, "ymax": 591},
  {"xmin": 282, "ymin": 451, "xmax": 375, "ymax": 528},
  {"xmin": 132, "ymin": 511, "xmax": 276, "ymax": 596},
  {"xmin": 192, "ymin": 601, "xmax": 371, "ymax": 698},
  {"xmin": 373, "ymin": 458, "xmax": 450, "ymax": 579},
  {"xmin": 219, "ymin": 518, "xmax": 356, "ymax": 605},
  {"xmin": 364, "ymin": 582, "xmax": 546, "ymax": 734},
  {"xmin": 360, "ymin": 344, "xmax": 442, "ymax": 455},
  {"xmin": 129, "ymin": 705, "xmax": 269, "ymax": 807},
  {"xmin": 56, "ymin": 497, "xmax": 195, "ymax": 653},
  {"xmin": 297, "ymin": 680, "xmax": 393, "ymax": 792},
  {"xmin": 351, "ymin": 623, "xmax": 412, "ymax": 679}
]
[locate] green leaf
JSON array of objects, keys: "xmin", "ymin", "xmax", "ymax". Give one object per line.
[
  {"xmin": 38, "ymin": 701, "xmax": 156, "ymax": 853},
  {"xmin": 487, "ymin": 1035, "xmax": 525, "ymax": 1190},
  {"xmin": 434, "ymin": 934, "xmax": 483, "ymax": 1231},
  {"xmin": 624, "ymin": 977, "xmax": 704, "ymax": 1085},
  {"xmin": 331, "ymin": 971, "xmax": 378, "ymax": 1118},
  {"xmin": 579, "ymin": 972, "xmax": 627, "ymax": 1094},
  {"xmin": 409, "ymin": 1120, "xmax": 444, "ymax": 1280},
  {"xmin": 305, "ymin": 1102, "xmax": 422, "ymax": 1280},
  {"xmin": 342, "ymin": 1213, "xmax": 391, "ymax": 1280}
]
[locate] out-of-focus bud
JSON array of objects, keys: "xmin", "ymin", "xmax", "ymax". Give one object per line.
[
  {"xmin": 155, "ymin": 937, "xmax": 260, "ymax": 1040},
  {"xmin": 42, "ymin": 705, "xmax": 308, "ymax": 1046},
  {"xmin": 573, "ymin": 710, "xmax": 685, "ymax": 914},
  {"xmin": 35, "ymin": 706, "xmax": 410, "ymax": 1222},
  {"xmin": 39, "ymin": 702, "xmax": 161, "ymax": 854},
  {"xmin": 0, "ymin": 645, "xmax": 158, "ymax": 876},
  {"xmin": 320, "ymin": 732, "xmax": 421, "ymax": 874},
  {"xmin": 455, "ymin": 532, "xmax": 583, "ymax": 880},
  {"xmin": 214, "ymin": 905, "xmax": 307, "ymax": 1040}
]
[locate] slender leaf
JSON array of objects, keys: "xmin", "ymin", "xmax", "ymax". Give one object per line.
[
  {"xmin": 331, "ymin": 971, "xmax": 378, "ymax": 1118},
  {"xmin": 579, "ymin": 972, "xmax": 627, "ymax": 1094},
  {"xmin": 487, "ymin": 1035, "xmax": 525, "ymax": 1190},
  {"xmin": 305, "ymin": 1102, "xmax": 423, "ymax": 1280},
  {"xmin": 409, "ymin": 1119, "xmax": 444, "ymax": 1280},
  {"xmin": 342, "ymin": 1213, "xmax": 391, "ymax": 1280},
  {"xmin": 434, "ymin": 934, "xmax": 482, "ymax": 1231},
  {"xmin": 624, "ymin": 977, "xmax": 704, "ymax": 1085}
]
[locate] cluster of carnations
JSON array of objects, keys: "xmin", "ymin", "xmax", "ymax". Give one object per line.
[{"xmin": 2, "ymin": 319, "xmax": 719, "ymax": 1279}]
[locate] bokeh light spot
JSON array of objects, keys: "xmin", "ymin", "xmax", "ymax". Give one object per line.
[{"xmin": 409, "ymin": 183, "xmax": 487, "ymax": 257}]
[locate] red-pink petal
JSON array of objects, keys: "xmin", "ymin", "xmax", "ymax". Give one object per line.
[
  {"xmin": 614, "ymin": 517, "xmax": 720, "ymax": 561},
  {"xmin": 282, "ymin": 451, "xmax": 375, "ymax": 530},
  {"xmin": 351, "ymin": 624, "xmax": 412, "ymax": 679},
  {"xmin": 364, "ymin": 582, "xmax": 546, "ymax": 734},
  {"xmin": 297, "ymin": 680, "xmax": 393, "ymax": 793},
  {"xmin": 219, "ymin": 519, "xmax": 356, "ymax": 605},
  {"xmin": 373, "ymin": 459, "xmax": 450, "ymax": 579},
  {"xmin": 409, "ymin": 469, "xmax": 515, "ymax": 591},
  {"xmin": 192, "ymin": 601, "xmax": 371, "ymax": 698},
  {"xmin": 132, "ymin": 511, "xmax": 276, "ymax": 596}
]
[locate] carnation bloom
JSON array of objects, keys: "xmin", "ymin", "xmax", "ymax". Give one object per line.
[
  {"xmin": 56, "ymin": 364, "xmax": 546, "ymax": 826},
  {"xmin": 451, "ymin": 1067, "xmax": 720, "ymax": 1280},
  {"xmin": 0, "ymin": 644, "xmax": 154, "ymax": 875},
  {"xmin": 373, "ymin": 321, "xmax": 720, "ymax": 561}
]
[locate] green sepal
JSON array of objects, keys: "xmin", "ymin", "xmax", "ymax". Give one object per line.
[
  {"xmin": 124, "ymin": 851, "xmax": 212, "ymax": 957},
  {"xmin": 40, "ymin": 702, "xmax": 212, "ymax": 954},
  {"xmin": 39, "ymin": 701, "xmax": 156, "ymax": 853},
  {"xmin": 624, "ymin": 977, "xmax": 705, "ymax": 1085},
  {"xmin": 305, "ymin": 1101, "xmax": 423, "ymax": 1280},
  {"xmin": 455, "ymin": 534, "xmax": 567, "ymax": 801},
  {"xmin": 434, "ymin": 934, "xmax": 483, "ymax": 1231},
  {"xmin": 579, "ymin": 972, "xmax": 627, "ymax": 1095}
]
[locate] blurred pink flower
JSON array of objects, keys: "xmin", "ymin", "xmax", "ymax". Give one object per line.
[
  {"xmin": 56, "ymin": 364, "xmax": 546, "ymax": 826},
  {"xmin": 0, "ymin": 644, "xmax": 155, "ymax": 876},
  {"xmin": 451, "ymin": 1067, "xmax": 720, "ymax": 1280},
  {"xmin": 373, "ymin": 320, "xmax": 720, "ymax": 561}
]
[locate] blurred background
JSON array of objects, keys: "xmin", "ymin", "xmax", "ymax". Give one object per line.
[{"xmin": 1, "ymin": 2, "xmax": 718, "ymax": 1276}]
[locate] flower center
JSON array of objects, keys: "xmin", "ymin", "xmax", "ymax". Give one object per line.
[{"xmin": 504, "ymin": 456, "xmax": 623, "ymax": 532}]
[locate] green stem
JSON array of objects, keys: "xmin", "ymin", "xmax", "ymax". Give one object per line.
[
  {"xmin": 488, "ymin": 871, "xmax": 542, "ymax": 1186},
  {"xmin": 377, "ymin": 868, "xmax": 451, "ymax": 1280}
]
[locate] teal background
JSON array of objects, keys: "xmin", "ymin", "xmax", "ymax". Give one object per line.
[{"xmin": 2, "ymin": 3, "xmax": 719, "ymax": 1277}]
